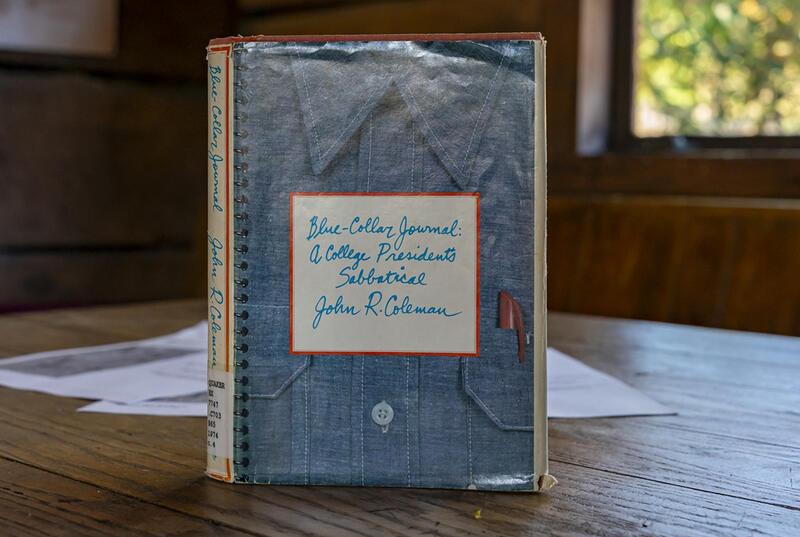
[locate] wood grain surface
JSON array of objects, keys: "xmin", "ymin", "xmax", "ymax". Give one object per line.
[{"xmin": 0, "ymin": 300, "xmax": 797, "ymax": 536}]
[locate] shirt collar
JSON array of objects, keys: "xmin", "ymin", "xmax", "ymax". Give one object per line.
[{"xmin": 289, "ymin": 41, "xmax": 513, "ymax": 189}]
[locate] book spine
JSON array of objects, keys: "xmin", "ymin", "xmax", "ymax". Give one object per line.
[
  {"xmin": 532, "ymin": 38, "xmax": 553, "ymax": 491},
  {"xmin": 206, "ymin": 43, "xmax": 235, "ymax": 483}
]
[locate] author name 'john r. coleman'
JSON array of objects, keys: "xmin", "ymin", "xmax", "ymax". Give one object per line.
[{"xmin": 312, "ymin": 292, "xmax": 461, "ymax": 329}]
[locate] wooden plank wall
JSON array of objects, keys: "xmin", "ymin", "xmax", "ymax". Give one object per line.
[
  {"xmin": 549, "ymin": 197, "xmax": 800, "ymax": 335},
  {"xmin": 0, "ymin": 1, "xmax": 233, "ymax": 311},
  {"xmin": 236, "ymin": 0, "xmax": 800, "ymax": 336}
]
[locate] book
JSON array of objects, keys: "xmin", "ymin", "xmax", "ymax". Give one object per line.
[{"xmin": 206, "ymin": 33, "xmax": 551, "ymax": 491}]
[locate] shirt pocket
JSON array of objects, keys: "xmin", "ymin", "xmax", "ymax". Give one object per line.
[
  {"xmin": 245, "ymin": 355, "xmax": 309, "ymax": 480},
  {"xmin": 245, "ymin": 307, "xmax": 310, "ymax": 401},
  {"xmin": 461, "ymin": 328, "xmax": 534, "ymax": 431}
]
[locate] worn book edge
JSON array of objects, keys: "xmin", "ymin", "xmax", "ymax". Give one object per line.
[
  {"xmin": 209, "ymin": 32, "xmax": 543, "ymax": 46},
  {"xmin": 532, "ymin": 38, "xmax": 553, "ymax": 492},
  {"xmin": 206, "ymin": 43, "xmax": 235, "ymax": 483}
]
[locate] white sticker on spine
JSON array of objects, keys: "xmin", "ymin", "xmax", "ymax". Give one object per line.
[{"xmin": 207, "ymin": 369, "xmax": 232, "ymax": 459}]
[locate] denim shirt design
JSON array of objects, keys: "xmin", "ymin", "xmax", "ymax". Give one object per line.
[{"xmin": 235, "ymin": 40, "xmax": 538, "ymax": 490}]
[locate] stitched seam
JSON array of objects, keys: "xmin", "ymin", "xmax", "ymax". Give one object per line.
[
  {"xmin": 462, "ymin": 45, "xmax": 509, "ymax": 168},
  {"xmin": 304, "ymin": 367, "xmax": 309, "ymax": 484},
  {"xmin": 248, "ymin": 357, "xmax": 309, "ymax": 399},
  {"xmin": 294, "ymin": 52, "xmax": 323, "ymax": 165},
  {"xmin": 421, "ymin": 139, "xmax": 424, "ymax": 190},
  {"xmin": 466, "ymin": 359, "xmax": 473, "ymax": 485},
  {"xmin": 463, "ymin": 379, "xmax": 534, "ymax": 432},
  {"xmin": 468, "ymin": 382, "xmax": 502, "ymax": 424},
  {"xmin": 366, "ymin": 113, "xmax": 373, "ymax": 192},
  {"xmin": 360, "ymin": 357, "xmax": 365, "ymax": 486},
  {"xmin": 405, "ymin": 357, "xmax": 411, "ymax": 487},
  {"xmin": 410, "ymin": 128, "xmax": 415, "ymax": 190},
  {"xmin": 319, "ymin": 83, "xmax": 387, "ymax": 161},
  {"xmin": 401, "ymin": 88, "xmax": 464, "ymax": 184}
]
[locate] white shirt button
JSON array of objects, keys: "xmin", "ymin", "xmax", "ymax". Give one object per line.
[{"xmin": 371, "ymin": 400, "xmax": 394, "ymax": 431}]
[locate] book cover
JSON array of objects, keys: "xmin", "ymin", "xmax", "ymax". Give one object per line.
[{"xmin": 206, "ymin": 33, "xmax": 550, "ymax": 491}]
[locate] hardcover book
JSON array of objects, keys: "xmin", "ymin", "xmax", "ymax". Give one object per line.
[{"xmin": 206, "ymin": 33, "xmax": 550, "ymax": 491}]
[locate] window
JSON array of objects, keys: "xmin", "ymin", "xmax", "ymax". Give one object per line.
[{"xmin": 613, "ymin": 0, "xmax": 800, "ymax": 149}]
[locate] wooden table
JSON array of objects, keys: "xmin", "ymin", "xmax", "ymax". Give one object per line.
[{"xmin": 0, "ymin": 299, "xmax": 797, "ymax": 536}]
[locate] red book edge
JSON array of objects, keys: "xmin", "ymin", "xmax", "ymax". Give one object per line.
[{"xmin": 209, "ymin": 32, "xmax": 544, "ymax": 46}]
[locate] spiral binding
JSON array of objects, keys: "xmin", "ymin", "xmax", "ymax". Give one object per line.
[{"xmin": 232, "ymin": 45, "xmax": 250, "ymax": 482}]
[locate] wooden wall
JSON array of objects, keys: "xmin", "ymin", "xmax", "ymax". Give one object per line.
[
  {"xmin": 0, "ymin": 1, "xmax": 233, "ymax": 311},
  {"xmin": 3, "ymin": 0, "xmax": 798, "ymax": 337},
  {"xmin": 549, "ymin": 197, "xmax": 800, "ymax": 335}
]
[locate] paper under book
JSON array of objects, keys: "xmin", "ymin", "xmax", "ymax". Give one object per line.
[{"xmin": 206, "ymin": 33, "xmax": 551, "ymax": 491}]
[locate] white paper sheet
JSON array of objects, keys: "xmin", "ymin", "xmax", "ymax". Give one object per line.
[
  {"xmin": 78, "ymin": 399, "xmax": 207, "ymax": 416},
  {"xmin": 547, "ymin": 347, "xmax": 674, "ymax": 418},
  {"xmin": 78, "ymin": 392, "xmax": 207, "ymax": 416},
  {"xmin": 0, "ymin": 322, "xmax": 207, "ymax": 403}
]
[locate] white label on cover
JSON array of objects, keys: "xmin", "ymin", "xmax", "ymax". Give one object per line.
[
  {"xmin": 207, "ymin": 369, "xmax": 232, "ymax": 460},
  {"xmin": 291, "ymin": 193, "xmax": 479, "ymax": 355}
]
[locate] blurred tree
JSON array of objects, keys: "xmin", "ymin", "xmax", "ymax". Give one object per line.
[{"xmin": 635, "ymin": 0, "xmax": 800, "ymax": 137}]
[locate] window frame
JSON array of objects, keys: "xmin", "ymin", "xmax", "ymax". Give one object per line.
[{"xmin": 609, "ymin": 0, "xmax": 800, "ymax": 153}]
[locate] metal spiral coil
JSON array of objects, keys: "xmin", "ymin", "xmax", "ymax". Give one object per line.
[{"xmin": 232, "ymin": 45, "xmax": 250, "ymax": 483}]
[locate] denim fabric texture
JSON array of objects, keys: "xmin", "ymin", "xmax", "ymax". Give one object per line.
[{"xmin": 232, "ymin": 39, "xmax": 538, "ymax": 490}]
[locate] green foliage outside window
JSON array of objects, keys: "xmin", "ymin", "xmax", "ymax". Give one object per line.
[{"xmin": 635, "ymin": 0, "xmax": 800, "ymax": 137}]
